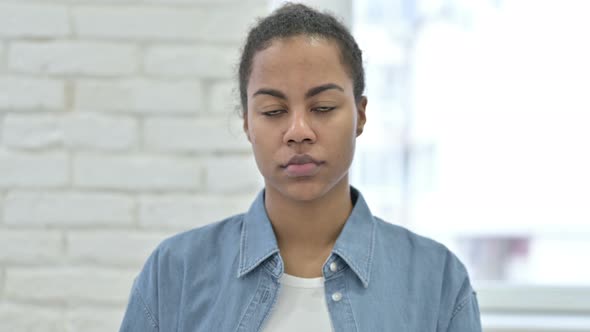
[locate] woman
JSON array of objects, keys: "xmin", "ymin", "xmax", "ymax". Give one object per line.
[{"xmin": 119, "ymin": 3, "xmax": 482, "ymax": 331}]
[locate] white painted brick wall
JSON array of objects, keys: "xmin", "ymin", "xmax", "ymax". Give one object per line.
[
  {"xmin": 0, "ymin": 151, "xmax": 69, "ymax": 187},
  {"xmin": 2, "ymin": 114, "xmax": 62, "ymax": 149},
  {"xmin": 5, "ymin": 267, "xmax": 135, "ymax": 303},
  {"xmin": 0, "ymin": 4, "xmax": 70, "ymax": 38},
  {"xmin": 61, "ymin": 113, "xmax": 139, "ymax": 150},
  {"xmin": 0, "ymin": 304, "xmax": 63, "ymax": 332},
  {"xmin": 0, "ymin": 77, "xmax": 64, "ymax": 110},
  {"xmin": 75, "ymin": 79, "xmax": 202, "ymax": 113},
  {"xmin": 73, "ymin": 6, "xmax": 207, "ymax": 41},
  {"xmin": 0, "ymin": 1, "xmax": 268, "ymax": 330},
  {"xmin": 139, "ymin": 193, "xmax": 252, "ymax": 229},
  {"xmin": 144, "ymin": 45, "xmax": 238, "ymax": 78},
  {"xmin": 3, "ymin": 113, "xmax": 139, "ymax": 150},
  {"xmin": 209, "ymin": 79, "xmax": 240, "ymax": 114},
  {"xmin": 205, "ymin": 155, "xmax": 263, "ymax": 193},
  {"xmin": 67, "ymin": 307, "xmax": 125, "ymax": 332},
  {"xmin": 73, "ymin": 154, "xmax": 203, "ymax": 190},
  {"xmin": 73, "ymin": 5, "xmax": 265, "ymax": 42},
  {"xmin": 66, "ymin": 230, "xmax": 170, "ymax": 266},
  {"xmin": 4, "ymin": 191, "xmax": 135, "ymax": 226},
  {"xmin": 8, "ymin": 41, "xmax": 139, "ymax": 76},
  {"xmin": 0, "ymin": 230, "xmax": 63, "ymax": 264},
  {"xmin": 144, "ymin": 116, "xmax": 249, "ymax": 153},
  {"xmin": 0, "ymin": 43, "xmax": 5, "ymax": 70}
]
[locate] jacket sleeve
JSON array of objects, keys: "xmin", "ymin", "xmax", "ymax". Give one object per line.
[
  {"xmin": 446, "ymin": 290, "xmax": 482, "ymax": 332},
  {"xmin": 119, "ymin": 282, "xmax": 159, "ymax": 332},
  {"xmin": 119, "ymin": 246, "xmax": 162, "ymax": 332}
]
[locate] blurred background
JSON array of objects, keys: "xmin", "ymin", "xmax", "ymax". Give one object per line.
[{"xmin": 0, "ymin": 0, "xmax": 588, "ymax": 331}]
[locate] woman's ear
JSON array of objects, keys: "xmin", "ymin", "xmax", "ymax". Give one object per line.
[{"xmin": 356, "ymin": 96, "xmax": 367, "ymax": 136}]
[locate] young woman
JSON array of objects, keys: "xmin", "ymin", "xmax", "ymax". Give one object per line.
[{"xmin": 119, "ymin": 4, "xmax": 482, "ymax": 331}]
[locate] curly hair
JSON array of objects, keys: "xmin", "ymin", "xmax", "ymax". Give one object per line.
[{"xmin": 238, "ymin": 2, "xmax": 365, "ymax": 113}]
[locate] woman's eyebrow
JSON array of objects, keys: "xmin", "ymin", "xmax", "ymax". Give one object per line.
[
  {"xmin": 252, "ymin": 83, "xmax": 344, "ymax": 100},
  {"xmin": 305, "ymin": 83, "xmax": 344, "ymax": 98},
  {"xmin": 252, "ymin": 88, "xmax": 287, "ymax": 100}
]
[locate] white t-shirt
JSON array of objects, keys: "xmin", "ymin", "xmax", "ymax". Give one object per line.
[{"xmin": 262, "ymin": 273, "xmax": 333, "ymax": 332}]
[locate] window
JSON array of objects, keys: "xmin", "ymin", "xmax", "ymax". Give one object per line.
[{"xmin": 352, "ymin": 0, "xmax": 590, "ymax": 329}]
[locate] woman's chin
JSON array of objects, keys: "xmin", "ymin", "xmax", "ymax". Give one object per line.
[
  {"xmin": 284, "ymin": 182, "xmax": 326, "ymax": 202},
  {"xmin": 268, "ymin": 177, "xmax": 347, "ymax": 203}
]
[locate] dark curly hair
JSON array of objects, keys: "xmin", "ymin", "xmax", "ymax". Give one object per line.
[{"xmin": 238, "ymin": 2, "xmax": 365, "ymax": 113}]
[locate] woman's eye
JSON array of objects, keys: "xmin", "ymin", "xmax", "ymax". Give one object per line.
[
  {"xmin": 262, "ymin": 109, "xmax": 285, "ymax": 116},
  {"xmin": 313, "ymin": 106, "xmax": 335, "ymax": 113}
]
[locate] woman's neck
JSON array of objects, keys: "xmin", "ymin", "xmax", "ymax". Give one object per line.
[{"xmin": 264, "ymin": 179, "xmax": 353, "ymax": 277}]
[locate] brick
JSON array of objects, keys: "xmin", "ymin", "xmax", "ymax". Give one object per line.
[
  {"xmin": 196, "ymin": 4, "xmax": 267, "ymax": 42},
  {"xmin": 205, "ymin": 156, "xmax": 262, "ymax": 193},
  {"xmin": 67, "ymin": 307, "xmax": 125, "ymax": 332},
  {"xmin": 73, "ymin": 0, "xmax": 256, "ymax": 3},
  {"xmin": 62, "ymin": 112, "xmax": 138, "ymax": 150},
  {"xmin": 4, "ymin": 191, "xmax": 134, "ymax": 226},
  {"xmin": 67, "ymin": 230, "xmax": 169, "ymax": 265},
  {"xmin": 73, "ymin": 6, "xmax": 205, "ymax": 41},
  {"xmin": 75, "ymin": 79, "xmax": 201, "ymax": 114},
  {"xmin": 0, "ymin": 43, "xmax": 5, "ymax": 68},
  {"xmin": 0, "ymin": 77, "xmax": 64, "ymax": 110},
  {"xmin": 139, "ymin": 193, "xmax": 251, "ymax": 229},
  {"xmin": 1, "ymin": 114, "xmax": 61, "ymax": 149},
  {"xmin": 144, "ymin": 45, "xmax": 237, "ymax": 78},
  {"xmin": 0, "ymin": 303, "xmax": 62, "ymax": 332},
  {"xmin": 8, "ymin": 41, "xmax": 138, "ymax": 76},
  {"xmin": 0, "ymin": 151, "xmax": 68, "ymax": 187},
  {"xmin": 0, "ymin": 192, "xmax": 3, "ymax": 224},
  {"xmin": 143, "ymin": 117, "xmax": 249, "ymax": 153},
  {"xmin": 2, "ymin": 113, "xmax": 138, "ymax": 151},
  {"xmin": 74, "ymin": 154, "xmax": 202, "ymax": 191},
  {"xmin": 73, "ymin": 6, "xmax": 195, "ymax": 41},
  {"xmin": 209, "ymin": 80, "xmax": 241, "ymax": 114},
  {"xmin": 73, "ymin": 5, "xmax": 264, "ymax": 42},
  {"xmin": 144, "ymin": 0, "xmax": 261, "ymax": 3},
  {"xmin": 0, "ymin": 230, "xmax": 62, "ymax": 264},
  {"xmin": 0, "ymin": 4, "xmax": 70, "ymax": 38},
  {"xmin": 5, "ymin": 267, "xmax": 135, "ymax": 303}
]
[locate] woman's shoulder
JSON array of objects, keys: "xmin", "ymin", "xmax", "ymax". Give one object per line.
[
  {"xmin": 373, "ymin": 217, "xmax": 446, "ymax": 249},
  {"xmin": 133, "ymin": 213, "xmax": 246, "ymax": 292},
  {"xmin": 153, "ymin": 213, "xmax": 246, "ymax": 263},
  {"xmin": 372, "ymin": 216, "xmax": 469, "ymax": 278},
  {"xmin": 372, "ymin": 218, "xmax": 480, "ymax": 330}
]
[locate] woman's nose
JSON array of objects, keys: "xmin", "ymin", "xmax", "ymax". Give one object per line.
[{"xmin": 283, "ymin": 109, "xmax": 317, "ymax": 145}]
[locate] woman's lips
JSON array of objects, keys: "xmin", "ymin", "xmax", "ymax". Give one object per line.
[
  {"xmin": 281, "ymin": 154, "xmax": 323, "ymax": 177},
  {"xmin": 284, "ymin": 162, "xmax": 321, "ymax": 177}
]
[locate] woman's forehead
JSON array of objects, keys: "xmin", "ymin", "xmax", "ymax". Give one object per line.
[
  {"xmin": 253, "ymin": 36, "xmax": 341, "ymax": 69},
  {"xmin": 248, "ymin": 36, "xmax": 352, "ymax": 92}
]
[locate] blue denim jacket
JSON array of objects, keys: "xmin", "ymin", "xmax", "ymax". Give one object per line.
[{"xmin": 119, "ymin": 187, "xmax": 481, "ymax": 331}]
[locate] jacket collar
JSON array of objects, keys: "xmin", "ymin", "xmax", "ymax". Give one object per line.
[
  {"xmin": 238, "ymin": 186, "xmax": 376, "ymax": 288},
  {"xmin": 238, "ymin": 189, "xmax": 281, "ymax": 278},
  {"xmin": 331, "ymin": 187, "xmax": 375, "ymax": 288}
]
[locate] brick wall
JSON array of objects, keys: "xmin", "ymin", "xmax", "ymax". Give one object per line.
[{"xmin": 0, "ymin": 1, "xmax": 267, "ymax": 331}]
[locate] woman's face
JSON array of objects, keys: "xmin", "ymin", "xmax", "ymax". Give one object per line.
[{"xmin": 244, "ymin": 35, "xmax": 366, "ymax": 202}]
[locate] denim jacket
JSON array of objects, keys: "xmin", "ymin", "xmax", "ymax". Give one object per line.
[{"xmin": 119, "ymin": 187, "xmax": 481, "ymax": 331}]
